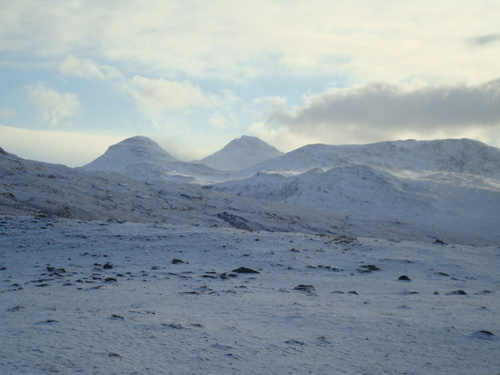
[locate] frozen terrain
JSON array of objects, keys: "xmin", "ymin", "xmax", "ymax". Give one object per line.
[
  {"xmin": 0, "ymin": 136, "xmax": 499, "ymax": 374},
  {"xmin": 1, "ymin": 216, "xmax": 499, "ymax": 374}
]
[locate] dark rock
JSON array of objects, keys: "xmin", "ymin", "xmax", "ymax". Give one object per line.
[
  {"xmin": 437, "ymin": 272, "xmax": 450, "ymax": 276},
  {"xmin": 232, "ymin": 267, "xmax": 260, "ymax": 274},
  {"xmin": 348, "ymin": 291, "xmax": 359, "ymax": 295},
  {"xmin": 285, "ymin": 339, "xmax": 305, "ymax": 345},
  {"xmin": 357, "ymin": 264, "xmax": 381, "ymax": 273},
  {"xmin": 111, "ymin": 314, "xmax": 124, "ymax": 319},
  {"xmin": 398, "ymin": 275, "xmax": 412, "ymax": 281},
  {"xmin": 446, "ymin": 290, "xmax": 467, "ymax": 295},
  {"xmin": 433, "ymin": 239, "xmax": 447, "ymax": 245},
  {"xmin": 103, "ymin": 263, "xmax": 113, "ymax": 269},
  {"xmin": 294, "ymin": 284, "xmax": 315, "ymax": 292},
  {"xmin": 478, "ymin": 330, "xmax": 494, "ymax": 336},
  {"xmin": 105, "ymin": 277, "xmax": 117, "ymax": 282},
  {"xmin": 220, "ymin": 272, "xmax": 237, "ymax": 280},
  {"xmin": 172, "ymin": 258, "xmax": 185, "ymax": 264},
  {"xmin": 7, "ymin": 305, "xmax": 25, "ymax": 312},
  {"xmin": 217, "ymin": 212, "xmax": 252, "ymax": 231}
]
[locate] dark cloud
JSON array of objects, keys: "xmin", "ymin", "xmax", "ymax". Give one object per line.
[
  {"xmin": 468, "ymin": 34, "xmax": 500, "ymax": 46},
  {"xmin": 269, "ymin": 80, "xmax": 500, "ymax": 133}
]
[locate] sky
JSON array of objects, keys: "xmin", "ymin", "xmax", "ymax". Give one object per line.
[{"xmin": 1, "ymin": 0, "xmax": 499, "ymax": 167}]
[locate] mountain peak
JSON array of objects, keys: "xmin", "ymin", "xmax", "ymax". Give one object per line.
[
  {"xmin": 200, "ymin": 135, "xmax": 283, "ymax": 171},
  {"xmin": 83, "ymin": 136, "xmax": 178, "ymax": 172}
]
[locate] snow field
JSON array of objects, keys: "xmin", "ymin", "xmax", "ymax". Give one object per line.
[{"xmin": 1, "ymin": 216, "xmax": 498, "ymax": 374}]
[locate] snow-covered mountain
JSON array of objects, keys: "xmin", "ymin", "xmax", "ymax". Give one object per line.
[
  {"xmin": 1, "ymin": 137, "xmax": 500, "ymax": 244},
  {"xmin": 242, "ymin": 138, "xmax": 500, "ymax": 178},
  {"xmin": 82, "ymin": 136, "xmax": 225, "ymax": 183},
  {"xmin": 200, "ymin": 135, "xmax": 283, "ymax": 171},
  {"xmin": 210, "ymin": 138, "xmax": 500, "ymax": 244},
  {"xmin": 0, "ymin": 147, "xmax": 347, "ymax": 233},
  {"xmin": 84, "ymin": 136, "xmax": 178, "ymax": 172}
]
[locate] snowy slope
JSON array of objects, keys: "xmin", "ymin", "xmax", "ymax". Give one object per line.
[
  {"xmin": 200, "ymin": 135, "xmax": 283, "ymax": 171},
  {"xmin": 245, "ymin": 139, "xmax": 500, "ymax": 178},
  {"xmin": 0, "ymin": 216, "xmax": 498, "ymax": 375},
  {"xmin": 213, "ymin": 164, "xmax": 500, "ymax": 245},
  {"xmin": 0, "ymin": 147, "xmax": 349, "ymax": 234}
]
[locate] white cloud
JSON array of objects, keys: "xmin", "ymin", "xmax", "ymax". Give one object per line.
[
  {"xmin": 2, "ymin": 1, "xmax": 499, "ymax": 84},
  {"xmin": 59, "ymin": 56, "xmax": 122, "ymax": 81},
  {"xmin": 123, "ymin": 76, "xmax": 219, "ymax": 123},
  {"xmin": 27, "ymin": 84, "xmax": 81, "ymax": 127}
]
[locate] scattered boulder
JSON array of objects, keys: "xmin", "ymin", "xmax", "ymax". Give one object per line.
[
  {"xmin": 446, "ymin": 290, "xmax": 467, "ymax": 295},
  {"xmin": 357, "ymin": 264, "xmax": 381, "ymax": 273},
  {"xmin": 472, "ymin": 330, "xmax": 495, "ymax": 339},
  {"xmin": 477, "ymin": 330, "xmax": 494, "ymax": 336},
  {"xmin": 398, "ymin": 275, "xmax": 412, "ymax": 281},
  {"xmin": 433, "ymin": 239, "xmax": 447, "ymax": 245},
  {"xmin": 103, "ymin": 263, "xmax": 113, "ymax": 269},
  {"xmin": 232, "ymin": 267, "xmax": 260, "ymax": 274},
  {"xmin": 172, "ymin": 258, "xmax": 185, "ymax": 264},
  {"xmin": 294, "ymin": 284, "xmax": 315, "ymax": 292}
]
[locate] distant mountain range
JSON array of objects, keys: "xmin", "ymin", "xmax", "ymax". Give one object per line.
[{"xmin": 1, "ymin": 136, "xmax": 499, "ymax": 245}]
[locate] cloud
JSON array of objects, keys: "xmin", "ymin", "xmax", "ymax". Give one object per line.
[
  {"xmin": 2, "ymin": 1, "xmax": 500, "ymax": 84},
  {"xmin": 123, "ymin": 76, "xmax": 219, "ymax": 123},
  {"xmin": 59, "ymin": 56, "xmax": 122, "ymax": 81},
  {"xmin": 27, "ymin": 84, "xmax": 81, "ymax": 127},
  {"xmin": 262, "ymin": 80, "xmax": 500, "ymax": 146}
]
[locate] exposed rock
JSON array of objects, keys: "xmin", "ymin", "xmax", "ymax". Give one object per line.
[
  {"xmin": 232, "ymin": 267, "xmax": 260, "ymax": 274},
  {"xmin": 357, "ymin": 264, "xmax": 381, "ymax": 273},
  {"xmin": 398, "ymin": 275, "xmax": 412, "ymax": 281},
  {"xmin": 217, "ymin": 212, "xmax": 252, "ymax": 231},
  {"xmin": 446, "ymin": 290, "xmax": 467, "ymax": 295},
  {"xmin": 433, "ymin": 239, "xmax": 447, "ymax": 245},
  {"xmin": 294, "ymin": 284, "xmax": 315, "ymax": 292}
]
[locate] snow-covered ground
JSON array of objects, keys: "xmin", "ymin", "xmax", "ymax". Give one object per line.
[
  {"xmin": 1, "ymin": 136, "xmax": 499, "ymax": 374},
  {"xmin": 1, "ymin": 216, "xmax": 498, "ymax": 375}
]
